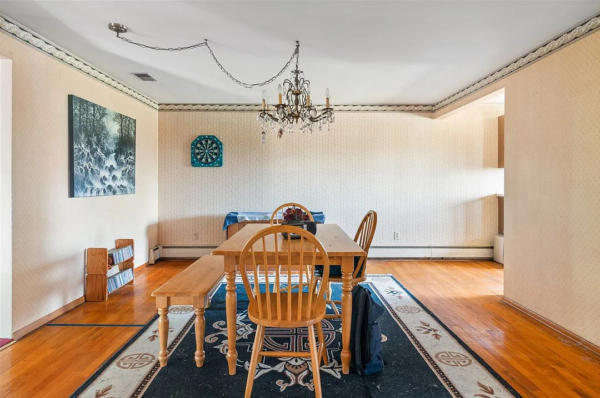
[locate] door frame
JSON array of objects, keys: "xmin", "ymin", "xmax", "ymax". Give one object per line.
[{"xmin": 0, "ymin": 56, "xmax": 12, "ymax": 339}]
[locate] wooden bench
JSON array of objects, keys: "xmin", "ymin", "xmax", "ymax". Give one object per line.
[{"xmin": 151, "ymin": 255, "xmax": 225, "ymax": 367}]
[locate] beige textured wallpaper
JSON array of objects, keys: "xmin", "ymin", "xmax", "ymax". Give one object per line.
[
  {"xmin": 501, "ymin": 30, "xmax": 600, "ymax": 346},
  {"xmin": 0, "ymin": 33, "xmax": 159, "ymax": 333},
  {"xmin": 158, "ymin": 105, "xmax": 503, "ymax": 248}
]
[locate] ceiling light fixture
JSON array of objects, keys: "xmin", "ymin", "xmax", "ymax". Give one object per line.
[
  {"xmin": 258, "ymin": 42, "xmax": 334, "ymax": 141},
  {"xmin": 109, "ymin": 24, "xmax": 334, "ymax": 140}
]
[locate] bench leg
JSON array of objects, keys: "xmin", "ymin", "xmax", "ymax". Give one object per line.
[
  {"xmin": 158, "ymin": 306, "xmax": 169, "ymax": 367},
  {"xmin": 195, "ymin": 307, "xmax": 206, "ymax": 367}
]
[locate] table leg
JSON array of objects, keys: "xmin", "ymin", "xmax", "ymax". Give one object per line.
[
  {"xmin": 340, "ymin": 256, "xmax": 353, "ymax": 374},
  {"xmin": 194, "ymin": 305, "xmax": 206, "ymax": 367},
  {"xmin": 225, "ymin": 256, "xmax": 238, "ymax": 375},
  {"xmin": 157, "ymin": 297, "xmax": 169, "ymax": 367}
]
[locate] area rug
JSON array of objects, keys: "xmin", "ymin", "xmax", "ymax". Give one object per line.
[{"xmin": 71, "ymin": 275, "xmax": 521, "ymax": 398}]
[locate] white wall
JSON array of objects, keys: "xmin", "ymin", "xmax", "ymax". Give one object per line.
[
  {"xmin": 158, "ymin": 104, "xmax": 503, "ymax": 250},
  {"xmin": 0, "ymin": 56, "xmax": 12, "ymax": 338},
  {"xmin": 0, "ymin": 33, "xmax": 159, "ymax": 334}
]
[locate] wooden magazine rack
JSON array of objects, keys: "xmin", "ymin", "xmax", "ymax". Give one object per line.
[{"xmin": 86, "ymin": 239, "xmax": 135, "ymax": 302}]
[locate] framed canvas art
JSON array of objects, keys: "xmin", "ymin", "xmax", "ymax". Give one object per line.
[{"xmin": 68, "ymin": 95, "xmax": 136, "ymax": 197}]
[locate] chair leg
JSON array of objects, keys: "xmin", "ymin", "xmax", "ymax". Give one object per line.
[
  {"xmin": 245, "ymin": 325, "xmax": 265, "ymax": 398},
  {"xmin": 308, "ymin": 325, "xmax": 323, "ymax": 398},
  {"xmin": 316, "ymin": 321, "xmax": 329, "ymax": 366}
]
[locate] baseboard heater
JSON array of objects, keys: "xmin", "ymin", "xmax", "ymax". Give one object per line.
[
  {"xmin": 369, "ymin": 246, "xmax": 493, "ymax": 259},
  {"xmin": 156, "ymin": 245, "xmax": 493, "ymax": 260},
  {"xmin": 156, "ymin": 245, "xmax": 215, "ymax": 260}
]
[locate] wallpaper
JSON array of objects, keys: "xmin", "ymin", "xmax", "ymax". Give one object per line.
[
  {"xmin": 0, "ymin": 32, "xmax": 159, "ymax": 333},
  {"xmin": 501, "ymin": 30, "xmax": 600, "ymax": 346},
  {"xmin": 158, "ymin": 105, "xmax": 503, "ymax": 248}
]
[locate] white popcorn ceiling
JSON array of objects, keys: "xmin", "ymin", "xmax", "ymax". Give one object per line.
[{"xmin": 0, "ymin": 1, "xmax": 599, "ymax": 105}]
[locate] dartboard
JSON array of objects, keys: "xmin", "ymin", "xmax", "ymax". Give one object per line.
[{"xmin": 191, "ymin": 135, "xmax": 223, "ymax": 167}]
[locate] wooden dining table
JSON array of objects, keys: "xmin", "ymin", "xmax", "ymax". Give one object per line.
[{"xmin": 212, "ymin": 223, "xmax": 366, "ymax": 376}]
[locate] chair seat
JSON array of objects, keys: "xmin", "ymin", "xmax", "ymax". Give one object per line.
[{"xmin": 248, "ymin": 293, "xmax": 326, "ymax": 328}]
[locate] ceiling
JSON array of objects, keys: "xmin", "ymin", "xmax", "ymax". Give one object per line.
[{"xmin": 1, "ymin": 1, "xmax": 599, "ymax": 105}]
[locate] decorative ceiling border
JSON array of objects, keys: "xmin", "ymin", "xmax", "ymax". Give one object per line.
[
  {"xmin": 434, "ymin": 14, "xmax": 600, "ymax": 110},
  {"xmin": 158, "ymin": 104, "xmax": 434, "ymax": 112},
  {"xmin": 0, "ymin": 14, "xmax": 158, "ymax": 109}
]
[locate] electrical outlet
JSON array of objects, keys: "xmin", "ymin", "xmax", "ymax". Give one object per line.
[
  {"xmin": 393, "ymin": 232, "xmax": 399, "ymax": 240},
  {"xmin": 193, "ymin": 232, "xmax": 199, "ymax": 241}
]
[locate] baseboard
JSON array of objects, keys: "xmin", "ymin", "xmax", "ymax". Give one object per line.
[
  {"xmin": 369, "ymin": 246, "xmax": 493, "ymax": 259},
  {"xmin": 502, "ymin": 296, "xmax": 600, "ymax": 356},
  {"xmin": 159, "ymin": 245, "xmax": 493, "ymax": 260},
  {"xmin": 13, "ymin": 296, "xmax": 85, "ymax": 340},
  {"xmin": 134, "ymin": 262, "xmax": 149, "ymax": 275}
]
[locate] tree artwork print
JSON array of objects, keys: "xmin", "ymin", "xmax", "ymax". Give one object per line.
[{"xmin": 68, "ymin": 95, "xmax": 136, "ymax": 197}]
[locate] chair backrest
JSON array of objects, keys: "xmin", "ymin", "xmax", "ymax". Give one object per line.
[
  {"xmin": 239, "ymin": 225, "xmax": 330, "ymax": 322},
  {"xmin": 270, "ymin": 203, "xmax": 314, "ymax": 225},
  {"xmin": 353, "ymin": 210, "xmax": 378, "ymax": 278}
]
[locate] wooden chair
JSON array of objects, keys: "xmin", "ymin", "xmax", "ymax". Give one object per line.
[
  {"xmin": 270, "ymin": 202, "xmax": 314, "ymax": 225},
  {"xmin": 318, "ymin": 210, "xmax": 377, "ymax": 319},
  {"xmin": 240, "ymin": 225, "xmax": 330, "ymax": 398}
]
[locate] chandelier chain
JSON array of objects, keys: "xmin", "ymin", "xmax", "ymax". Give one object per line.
[
  {"xmin": 115, "ymin": 32, "xmax": 299, "ymax": 89},
  {"xmin": 204, "ymin": 40, "xmax": 299, "ymax": 89},
  {"xmin": 116, "ymin": 32, "xmax": 208, "ymax": 51}
]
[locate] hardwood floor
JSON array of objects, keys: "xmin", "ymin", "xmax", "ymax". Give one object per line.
[
  {"xmin": 368, "ymin": 260, "xmax": 600, "ymax": 398},
  {"xmin": 0, "ymin": 261, "xmax": 188, "ymax": 398},
  {"xmin": 1, "ymin": 260, "xmax": 598, "ymax": 397}
]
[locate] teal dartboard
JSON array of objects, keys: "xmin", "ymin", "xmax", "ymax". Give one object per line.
[{"xmin": 191, "ymin": 135, "xmax": 223, "ymax": 167}]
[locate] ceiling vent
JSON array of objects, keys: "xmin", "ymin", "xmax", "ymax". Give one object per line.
[{"xmin": 133, "ymin": 73, "xmax": 157, "ymax": 82}]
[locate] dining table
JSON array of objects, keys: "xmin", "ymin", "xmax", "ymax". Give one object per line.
[{"xmin": 211, "ymin": 223, "xmax": 366, "ymax": 375}]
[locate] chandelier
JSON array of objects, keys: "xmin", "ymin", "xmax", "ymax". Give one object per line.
[{"xmin": 258, "ymin": 42, "xmax": 334, "ymax": 139}]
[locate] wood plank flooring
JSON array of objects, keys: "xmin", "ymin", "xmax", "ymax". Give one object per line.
[
  {"xmin": 1, "ymin": 260, "xmax": 598, "ymax": 398},
  {"xmin": 368, "ymin": 260, "xmax": 600, "ymax": 398}
]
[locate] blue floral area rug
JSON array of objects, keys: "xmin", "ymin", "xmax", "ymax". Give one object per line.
[{"xmin": 72, "ymin": 275, "xmax": 521, "ymax": 398}]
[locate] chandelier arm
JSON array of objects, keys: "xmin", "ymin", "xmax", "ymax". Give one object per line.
[
  {"xmin": 260, "ymin": 112, "xmax": 280, "ymax": 123},
  {"xmin": 204, "ymin": 41, "xmax": 300, "ymax": 89},
  {"xmin": 307, "ymin": 109, "xmax": 334, "ymax": 122}
]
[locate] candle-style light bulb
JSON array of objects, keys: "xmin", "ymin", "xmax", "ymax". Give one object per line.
[
  {"xmin": 262, "ymin": 90, "xmax": 267, "ymax": 100},
  {"xmin": 325, "ymin": 88, "xmax": 330, "ymax": 107},
  {"xmin": 278, "ymin": 84, "xmax": 282, "ymax": 104}
]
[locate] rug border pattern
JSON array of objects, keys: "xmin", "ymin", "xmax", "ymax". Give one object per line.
[
  {"xmin": 69, "ymin": 314, "xmax": 159, "ymax": 398},
  {"xmin": 367, "ymin": 281, "xmax": 463, "ymax": 398},
  {"xmin": 131, "ymin": 315, "xmax": 197, "ymax": 398}
]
